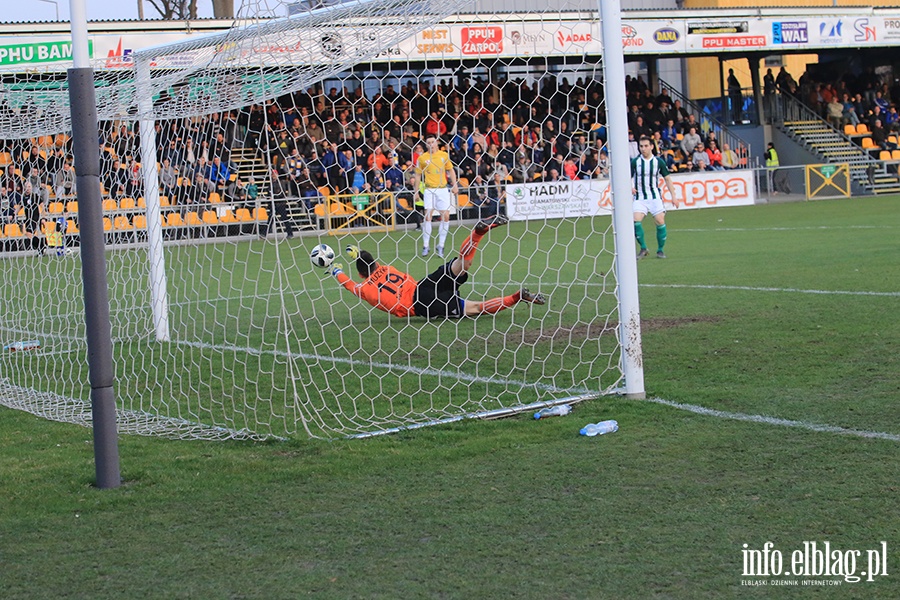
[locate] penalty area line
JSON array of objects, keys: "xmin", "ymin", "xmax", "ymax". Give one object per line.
[
  {"xmin": 644, "ymin": 397, "xmax": 900, "ymax": 442},
  {"xmin": 640, "ymin": 283, "xmax": 900, "ymax": 298}
]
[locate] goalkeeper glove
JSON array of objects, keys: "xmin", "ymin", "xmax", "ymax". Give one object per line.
[
  {"xmin": 331, "ymin": 263, "xmax": 344, "ymax": 277},
  {"xmin": 345, "ymin": 245, "xmax": 359, "ymax": 260}
]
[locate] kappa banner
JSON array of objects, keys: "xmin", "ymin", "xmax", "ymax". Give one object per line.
[{"xmin": 506, "ymin": 171, "xmax": 756, "ymax": 221}]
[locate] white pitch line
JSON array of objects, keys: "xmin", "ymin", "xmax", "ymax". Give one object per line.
[
  {"xmin": 644, "ymin": 397, "xmax": 900, "ymax": 442},
  {"xmin": 676, "ymin": 225, "xmax": 892, "ymax": 232},
  {"xmin": 640, "ymin": 283, "xmax": 900, "ymax": 297}
]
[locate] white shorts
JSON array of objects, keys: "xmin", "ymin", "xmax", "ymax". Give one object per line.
[
  {"xmin": 633, "ymin": 196, "xmax": 666, "ymax": 217},
  {"xmin": 423, "ymin": 187, "xmax": 452, "ymax": 212}
]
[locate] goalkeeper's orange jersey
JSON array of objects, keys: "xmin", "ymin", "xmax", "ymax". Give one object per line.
[{"xmin": 336, "ymin": 265, "xmax": 418, "ymax": 317}]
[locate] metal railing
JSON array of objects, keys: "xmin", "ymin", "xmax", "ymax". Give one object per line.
[
  {"xmin": 770, "ymin": 92, "xmax": 880, "ymax": 185},
  {"xmin": 660, "ymin": 78, "xmax": 756, "ymax": 168}
]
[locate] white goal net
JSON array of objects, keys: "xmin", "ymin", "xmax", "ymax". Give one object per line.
[{"xmin": 0, "ymin": 0, "xmax": 629, "ymax": 440}]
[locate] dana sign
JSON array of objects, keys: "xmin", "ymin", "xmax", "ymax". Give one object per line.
[{"xmin": 506, "ymin": 171, "xmax": 755, "ymax": 221}]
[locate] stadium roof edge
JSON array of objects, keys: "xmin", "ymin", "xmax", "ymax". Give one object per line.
[{"xmin": 0, "ymin": 5, "xmax": 897, "ymax": 35}]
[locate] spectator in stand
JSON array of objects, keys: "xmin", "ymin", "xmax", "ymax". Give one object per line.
[
  {"xmin": 627, "ymin": 131, "xmax": 639, "ymax": 159},
  {"xmin": 53, "ymin": 159, "xmax": 75, "ymax": 199},
  {"xmin": 511, "ymin": 154, "xmax": 538, "ymax": 183},
  {"xmin": 596, "ymin": 149, "xmax": 610, "ymax": 178},
  {"xmin": 680, "ymin": 126, "xmax": 702, "ymax": 159},
  {"xmin": 705, "ymin": 140, "xmax": 723, "ymax": 170},
  {"xmin": 205, "ymin": 156, "xmax": 231, "ymax": 191},
  {"xmin": 691, "ymin": 143, "xmax": 710, "ymax": 171},
  {"xmin": 159, "ymin": 158, "xmax": 177, "ymax": 199},
  {"xmin": 24, "ymin": 166, "xmax": 50, "ymax": 204},
  {"xmin": 562, "ymin": 157, "xmax": 578, "ymax": 180},
  {"xmin": 842, "ymin": 94, "xmax": 861, "ymax": 127},
  {"xmin": 260, "ymin": 168, "xmax": 295, "ymax": 239},
  {"xmin": 721, "ymin": 143, "xmax": 740, "ymax": 170},
  {"xmin": 826, "ymin": 96, "xmax": 845, "ymax": 130},
  {"xmin": 246, "ymin": 176, "xmax": 259, "ymax": 208},
  {"xmin": 884, "ymin": 106, "xmax": 899, "ymax": 133},
  {"xmin": 660, "ymin": 119, "xmax": 679, "ymax": 150},
  {"xmin": 870, "ymin": 119, "xmax": 895, "ymax": 150}
]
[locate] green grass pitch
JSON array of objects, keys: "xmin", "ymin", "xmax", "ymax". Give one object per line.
[{"xmin": 0, "ymin": 195, "xmax": 898, "ymax": 598}]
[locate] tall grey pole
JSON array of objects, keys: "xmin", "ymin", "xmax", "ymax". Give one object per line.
[
  {"xmin": 598, "ymin": 0, "xmax": 646, "ymax": 399},
  {"xmin": 68, "ymin": 0, "xmax": 121, "ymax": 488}
]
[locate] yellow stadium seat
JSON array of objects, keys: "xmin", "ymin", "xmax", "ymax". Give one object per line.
[
  {"xmin": 856, "ymin": 123, "xmax": 870, "ymax": 135},
  {"xmin": 892, "ymin": 150, "xmax": 900, "ymax": 161},
  {"xmin": 132, "ymin": 215, "xmax": 147, "ymax": 229},
  {"xmin": 4, "ymin": 223, "xmax": 23, "ymax": 237},
  {"xmin": 208, "ymin": 192, "xmax": 222, "ymax": 204},
  {"xmin": 48, "ymin": 202, "xmax": 64, "ymax": 214},
  {"xmin": 159, "ymin": 196, "xmax": 171, "ymax": 207},
  {"xmin": 879, "ymin": 150, "xmax": 892, "ymax": 161},
  {"xmin": 102, "ymin": 199, "xmax": 117, "ymax": 212},
  {"xmin": 235, "ymin": 208, "xmax": 253, "ymax": 222},
  {"xmin": 0, "ymin": 152, "xmax": 12, "ymax": 167},
  {"xmin": 66, "ymin": 219, "xmax": 78, "ymax": 234},
  {"xmin": 318, "ymin": 186, "xmax": 332, "ymax": 197},
  {"xmin": 66, "ymin": 200, "xmax": 79, "ymax": 213},
  {"xmin": 219, "ymin": 209, "xmax": 238, "ymax": 223},
  {"xmin": 166, "ymin": 212, "xmax": 185, "ymax": 227},
  {"xmin": 119, "ymin": 197, "xmax": 136, "ymax": 210},
  {"xmin": 861, "ymin": 137, "xmax": 876, "ymax": 149},
  {"xmin": 253, "ymin": 207, "xmax": 268, "ymax": 222},
  {"xmin": 314, "ymin": 203, "xmax": 325, "ymax": 217},
  {"xmin": 185, "ymin": 211, "xmax": 203, "ymax": 226},
  {"xmin": 844, "ymin": 124, "xmax": 856, "ymax": 136},
  {"xmin": 103, "ymin": 217, "xmax": 112, "ymax": 231},
  {"xmin": 113, "ymin": 215, "xmax": 133, "ymax": 230},
  {"xmin": 137, "ymin": 197, "xmax": 147, "ymax": 208},
  {"xmin": 457, "ymin": 194, "xmax": 471, "ymax": 208},
  {"xmin": 458, "ymin": 177, "xmax": 470, "ymax": 188},
  {"xmin": 202, "ymin": 210, "xmax": 219, "ymax": 225}
]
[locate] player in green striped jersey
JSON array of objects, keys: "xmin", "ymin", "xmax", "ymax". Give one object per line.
[{"xmin": 632, "ymin": 136, "xmax": 679, "ymax": 259}]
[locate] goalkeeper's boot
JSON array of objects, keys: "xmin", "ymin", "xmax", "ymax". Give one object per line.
[
  {"xmin": 475, "ymin": 215, "xmax": 509, "ymax": 235},
  {"xmin": 521, "ymin": 288, "xmax": 546, "ymax": 305},
  {"xmin": 656, "ymin": 251, "xmax": 667, "ymax": 259},
  {"xmin": 345, "ymin": 245, "xmax": 359, "ymax": 261},
  {"xmin": 637, "ymin": 248, "xmax": 649, "ymax": 259}
]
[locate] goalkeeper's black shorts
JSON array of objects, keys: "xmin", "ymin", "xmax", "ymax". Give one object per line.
[{"xmin": 413, "ymin": 260, "xmax": 468, "ymax": 319}]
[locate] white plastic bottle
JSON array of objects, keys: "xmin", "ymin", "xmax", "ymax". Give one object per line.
[
  {"xmin": 579, "ymin": 420, "xmax": 618, "ymax": 436},
  {"xmin": 4, "ymin": 340, "xmax": 42, "ymax": 351},
  {"xmin": 533, "ymin": 404, "xmax": 572, "ymax": 419}
]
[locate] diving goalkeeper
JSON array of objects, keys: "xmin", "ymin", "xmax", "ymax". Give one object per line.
[{"xmin": 332, "ymin": 216, "xmax": 546, "ymax": 319}]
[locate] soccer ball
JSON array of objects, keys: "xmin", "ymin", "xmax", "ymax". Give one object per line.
[{"xmin": 310, "ymin": 244, "xmax": 336, "ymax": 268}]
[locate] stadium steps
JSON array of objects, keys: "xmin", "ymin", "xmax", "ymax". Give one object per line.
[
  {"xmin": 779, "ymin": 119, "xmax": 900, "ymax": 195},
  {"xmin": 231, "ymin": 147, "xmax": 270, "ymax": 194}
]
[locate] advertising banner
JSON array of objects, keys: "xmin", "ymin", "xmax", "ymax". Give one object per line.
[{"xmin": 506, "ymin": 170, "xmax": 756, "ymax": 221}]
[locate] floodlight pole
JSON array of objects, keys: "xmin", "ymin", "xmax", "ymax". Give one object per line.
[
  {"xmin": 68, "ymin": 0, "xmax": 121, "ymax": 488},
  {"xmin": 598, "ymin": 0, "xmax": 646, "ymax": 399}
]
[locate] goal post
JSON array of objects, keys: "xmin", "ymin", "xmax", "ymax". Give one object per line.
[{"xmin": 0, "ymin": 0, "xmax": 643, "ymax": 440}]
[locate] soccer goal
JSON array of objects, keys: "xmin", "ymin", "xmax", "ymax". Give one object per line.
[{"xmin": 0, "ymin": 0, "xmax": 642, "ymax": 440}]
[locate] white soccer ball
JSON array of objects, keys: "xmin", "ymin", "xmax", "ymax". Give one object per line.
[{"xmin": 310, "ymin": 243, "xmax": 336, "ymax": 269}]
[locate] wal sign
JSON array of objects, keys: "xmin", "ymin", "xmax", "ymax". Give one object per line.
[{"xmin": 773, "ymin": 22, "xmax": 808, "ymax": 44}]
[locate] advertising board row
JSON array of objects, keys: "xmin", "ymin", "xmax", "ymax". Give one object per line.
[
  {"xmin": 505, "ymin": 171, "xmax": 756, "ymax": 221},
  {"xmin": 1, "ymin": 11, "xmax": 899, "ymax": 70}
]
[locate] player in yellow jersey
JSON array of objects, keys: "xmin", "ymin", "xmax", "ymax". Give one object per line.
[{"xmin": 411, "ymin": 135, "xmax": 458, "ymax": 258}]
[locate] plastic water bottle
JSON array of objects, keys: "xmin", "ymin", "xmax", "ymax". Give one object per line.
[
  {"xmin": 4, "ymin": 340, "xmax": 41, "ymax": 352},
  {"xmin": 580, "ymin": 420, "xmax": 618, "ymax": 436},
  {"xmin": 534, "ymin": 404, "xmax": 572, "ymax": 419}
]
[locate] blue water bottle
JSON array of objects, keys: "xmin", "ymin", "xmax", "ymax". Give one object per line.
[
  {"xmin": 534, "ymin": 404, "xmax": 572, "ymax": 419},
  {"xmin": 579, "ymin": 420, "xmax": 618, "ymax": 436}
]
